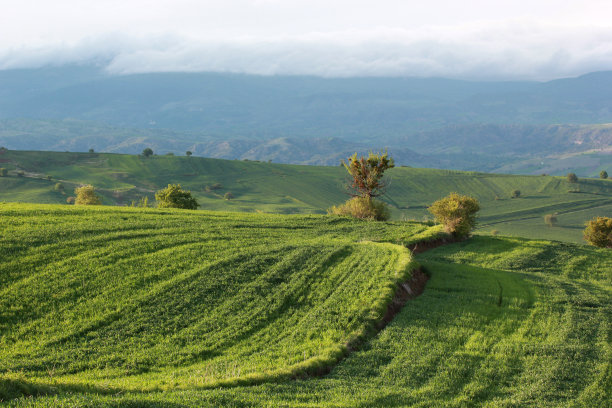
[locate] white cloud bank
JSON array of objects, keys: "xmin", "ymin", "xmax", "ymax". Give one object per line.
[{"xmin": 0, "ymin": 0, "xmax": 611, "ymax": 80}]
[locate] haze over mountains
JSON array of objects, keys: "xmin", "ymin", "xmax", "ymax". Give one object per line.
[{"xmin": 0, "ymin": 66, "xmax": 611, "ymax": 175}]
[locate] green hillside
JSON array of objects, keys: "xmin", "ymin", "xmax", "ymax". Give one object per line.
[
  {"xmin": 2, "ymin": 150, "xmax": 612, "ymax": 243},
  {"xmin": 0, "ymin": 203, "xmax": 442, "ymax": 398},
  {"xmin": 1, "ymin": 204, "xmax": 610, "ymax": 407}
]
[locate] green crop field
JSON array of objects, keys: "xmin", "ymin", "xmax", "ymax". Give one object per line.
[
  {"xmin": 0, "ymin": 203, "xmax": 444, "ymax": 401},
  {"xmin": 1, "ymin": 150, "xmax": 611, "ymax": 244},
  {"xmin": 1, "ymin": 204, "xmax": 609, "ymax": 407}
]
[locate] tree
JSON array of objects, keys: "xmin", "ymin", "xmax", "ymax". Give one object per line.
[
  {"xmin": 75, "ymin": 185, "xmax": 102, "ymax": 205},
  {"xmin": 544, "ymin": 213, "xmax": 558, "ymax": 227},
  {"xmin": 142, "ymin": 148, "xmax": 154, "ymax": 157},
  {"xmin": 428, "ymin": 193, "xmax": 480, "ymax": 238},
  {"xmin": 224, "ymin": 192, "xmax": 234, "ymax": 200},
  {"xmin": 66, "ymin": 196, "xmax": 75, "ymax": 204},
  {"xmin": 54, "ymin": 182, "xmax": 65, "ymax": 192},
  {"xmin": 330, "ymin": 151, "xmax": 394, "ymax": 220},
  {"xmin": 583, "ymin": 217, "xmax": 612, "ymax": 248},
  {"xmin": 600, "ymin": 170, "xmax": 608, "ymax": 179},
  {"xmin": 511, "ymin": 189, "xmax": 521, "ymax": 198},
  {"xmin": 0, "ymin": 168, "xmax": 7, "ymax": 177},
  {"xmin": 155, "ymin": 184, "xmax": 199, "ymax": 209},
  {"xmin": 567, "ymin": 173, "xmax": 578, "ymax": 183},
  {"xmin": 186, "ymin": 151, "xmax": 192, "ymax": 157},
  {"xmin": 343, "ymin": 151, "xmax": 394, "ymax": 198},
  {"xmin": 89, "ymin": 148, "xmax": 95, "ymax": 153}
]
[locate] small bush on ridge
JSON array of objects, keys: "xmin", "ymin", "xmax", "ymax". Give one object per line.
[
  {"xmin": 584, "ymin": 217, "xmax": 612, "ymax": 248},
  {"xmin": 328, "ymin": 197, "xmax": 390, "ymax": 221},
  {"xmin": 428, "ymin": 193, "xmax": 480, "ymax": 238},
  {"xmin": 544, "ymin": 213, "xmax": 558, "ymax": 227},
  {"xmin": 75, "ymin": 185, "xmax": 102, "ymax": 206},
  {"xmin": 155, "ymin": 184, "xmax": 199, "ymax": 210}
]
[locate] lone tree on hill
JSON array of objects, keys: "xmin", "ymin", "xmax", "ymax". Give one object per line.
[
  {"xmin": 186, "ymin": 151, "xmax": 192, "ymax": 157},
  {"xmin": 142, "ymin": 148, "xmax": 154, "ymax": 157},
  {"xmin": 583, "ymin": 216, "xmax": 612, "ymax": 248},
  {"xmin": 511, "ymin": 189, "xmax": 521, "ymax": 198},
  {"xmin": 155, "ymin": 184, "xmax": 199, "ymax": 210},
  {"xmin": 74, "ymin": 185, "xmax": 102, "ymax": 205},
  {"xmin": 567, "ymin": 173, "xmax": 578, "ymax": 183},
  {"xmin": 600, "ymin": 170, "xmax": 608, "ymax": 179},
  {"xmin": 428, "ymin": 193, "xmax": 480, "ymax": 238},
  {"xmin": 329, "ymin": 151, "xmax": 394, "ymax": 221},
  {"xmin": 343, "ymin": 151, "xmax": 394, "ymax": 198}
]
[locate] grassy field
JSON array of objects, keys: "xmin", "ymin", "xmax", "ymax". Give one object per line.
[
  {"xmin": 1, "ymin": 150, "xmax": 611, "ymax": 243},
  {"xmin": 1, "ymin": 204, "xmax": 609, "ymax": 407},
  {"xmin": 0, "ymin": 203, "xmax": 444, "ymax": 401}
]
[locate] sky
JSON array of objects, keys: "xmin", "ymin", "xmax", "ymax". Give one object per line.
[{"xmin": 1, "ymin": 0, "xmax": 611, "ymax": 80}]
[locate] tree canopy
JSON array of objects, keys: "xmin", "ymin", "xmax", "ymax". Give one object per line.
[
  {"xmin": 74, "ymin": 185, "xmax": 102, "ymax": 206},
  {"xmin": 343, "ymin": 151, "xmax": 394, "ymax": 198},
  {"xmin": 155, "ymin": 184, "xmax": 199, "ymax": 210}
]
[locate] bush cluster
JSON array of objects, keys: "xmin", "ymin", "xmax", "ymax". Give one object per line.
[
  {"xmin": 428, "ymin": 193, "xmax": 480, "ymax": 238},
  {"xmin": 74, "ymin": 185, "xmax": 102, "ymax": 206},
  {"xmin": 328, "ymin": 197, "xmax": 390, "ymax": 221},
  {"xmin": 155, "ymin": 184, "xmax": 199, "ymax": 210},
  {"xmin": 584, "ymin": 217, "xmax": 612, "ymax": 248}
]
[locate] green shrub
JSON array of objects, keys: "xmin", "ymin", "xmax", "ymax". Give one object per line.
[
  {"xmin": 544, "ymin": 213, "xmax": 558, "ymax": 227},
  {"xmin": 130, "ymin": 196, "xmax": 150, "ymax": 208},
  {"xmin": 0, "ymin": 168, "xmax": 7, "ymax": 177},
  {"xmin": 75, "ymin": 185, "xmax": 102, "ymax": 206},
  {"xmin": 428, "ymin": 193, "xmax": 480, "ymax": 238},
  {"xmin": 600, "ymin": 170, "xmax": 608, "ymax": 179},
  {"xmin": 567, "ymin": 173, "xmax": 578, "ymax": 183},
  {"xmin": 186, "ymin": 151, "xmax": 192, "ymax": 156},
  {"xmin": 224, "ymin": 192, "xmax": 234, "ymax": 200},
  {"xmin": 54, "ymin": 182, "xmax": 64, "ymax": 192},
  {"xmin": 16, "ymin": 171, "xmax": 24, "ymax": 177},
  {"xmin": 66, "ymin": 196, "xmax": 75, "ymax": 204},
  {"xmin": 511, "ymin": 189, "xmax": 521, "ymax": 198},
  {"xmin": 328, "ymin": 197, "xmax": 390, "ymax": 221},
  {"xmin": 583, "ymin": 217, "xmax": 612, "ymax": 248},
  {"xmin": 155, "ymin": 184, "xmax": 199, "ymax": 210},
  {"xmin": 142, "ymin": 148, "xmax": 154, "ymax": 157}
]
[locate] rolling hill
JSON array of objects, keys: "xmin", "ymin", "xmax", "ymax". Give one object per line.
[
  {"xmin": 1, "ymin": 149, "xmax": 611, "ymax": 244},
  {"xmin": 1, "ymin": 204, "xmax": 610, "ymax": 407},
  {"xmin": 1, "ymin": 66, "xmax": 611, "ymax": 176},
  {"xmin": 1, "ymin": 119, "xmax": 611, "ymax": 176}
]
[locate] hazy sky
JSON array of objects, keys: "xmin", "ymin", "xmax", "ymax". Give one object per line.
[{"xmin": 1, "ymin": 0, "xmax": 611, "ymax": 79}]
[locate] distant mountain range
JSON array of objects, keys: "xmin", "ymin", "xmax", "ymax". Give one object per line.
[{"xmin": 0, "ymin": 66, "xmax": 610, "ymax": 175}]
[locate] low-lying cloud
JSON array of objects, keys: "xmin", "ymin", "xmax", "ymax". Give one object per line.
[{"xmin": 1, "ymin": 22, "xmax": 611, "ymax": 80}]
